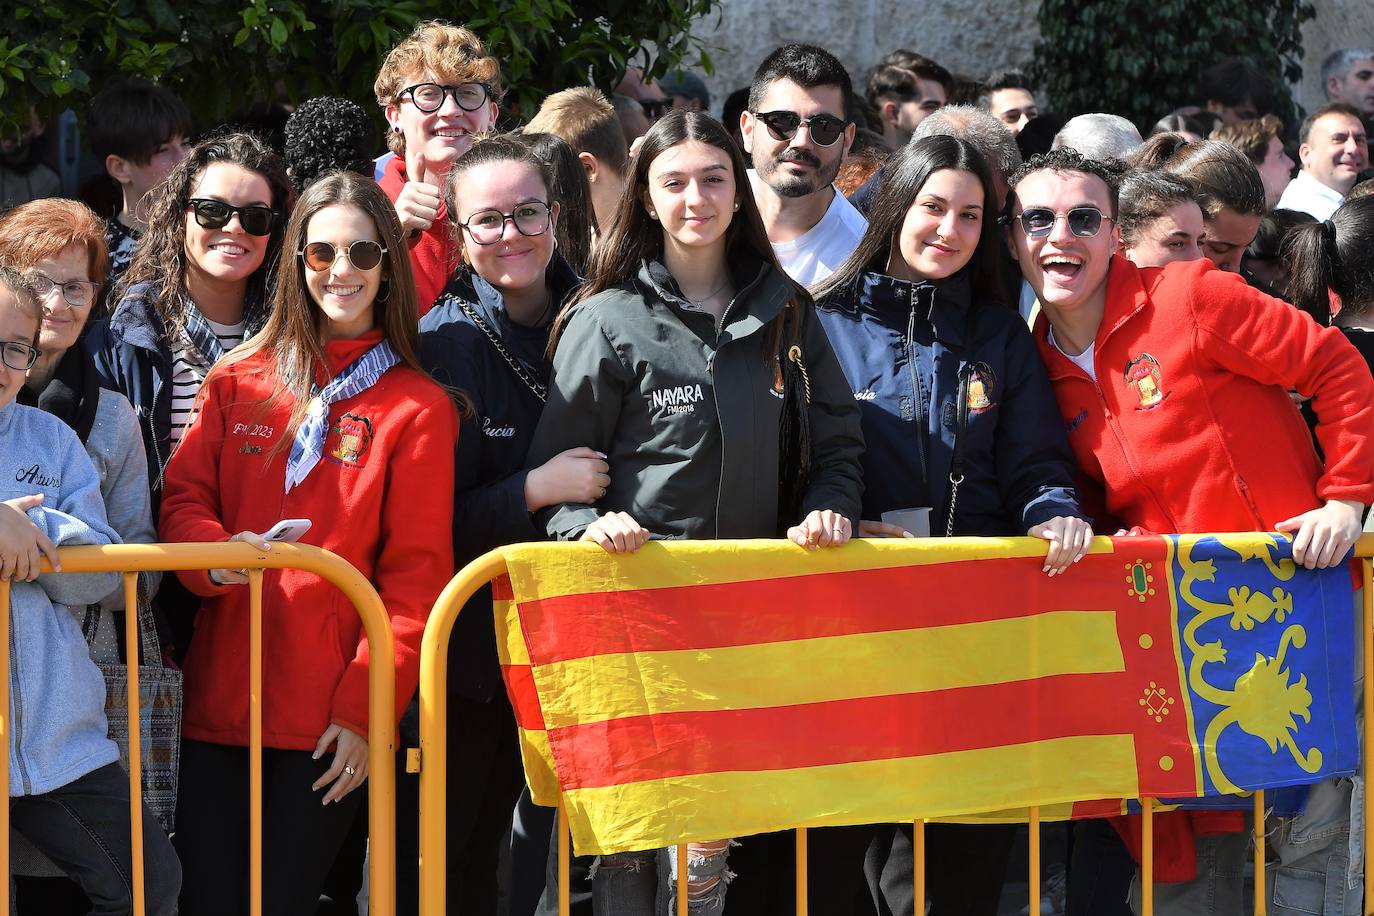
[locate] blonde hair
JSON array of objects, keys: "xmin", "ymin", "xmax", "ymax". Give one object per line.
[
  {"xmin": 374, "ymin": 21, "xmax": 503, "ymax": 156},
  {"xmin": 526, "ymin": 87, "xmax": 628, "ymax": 176}
]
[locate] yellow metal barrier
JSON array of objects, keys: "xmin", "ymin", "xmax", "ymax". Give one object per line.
[
  {"xmin": 417, "ymin": 539, "xmax": 1374, "ymax": 916},
  {"xmin": 0, "ymin": 542, "xmax": 397, "ymax": 916}
]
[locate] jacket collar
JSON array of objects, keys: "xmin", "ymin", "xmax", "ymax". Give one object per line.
[
  {"xmin": 107, "ymin": 282, "xmax": 169, "ymax": 355},
  {"xmin": 460, "ymin": 252, "xmax": 581, "ymax": 332},
  {"xmin": 1034, "ymin": 255, "xmax": 1150, "ymax": 381},
  {"xmin": 832, "ymin": 267, "xmax": 975, "ymax": 349},
  {"xmin": 636, "ymin": 249, "xmax": 795, "ymax": 335}
]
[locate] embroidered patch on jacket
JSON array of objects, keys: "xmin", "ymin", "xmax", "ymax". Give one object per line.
[
  {"xmin": 966, "ymin": 362, "xmax": 997, "ymax": 413},
  {"xmin": 1123, "ymin": 353, "xmax": 1170, "ymax": 410},
  {"xmin": 769, "ymin": 358, "xmax": 785, "ymax": 400},
  {"xmin": 325, "ymin": 413, "xmax": 375, "ymax": 467}
]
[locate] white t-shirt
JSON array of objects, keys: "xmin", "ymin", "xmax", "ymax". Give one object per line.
[
  {"xmin": 169, "ymin": 317, "xmax": 246, "ymax": 448},
  {"xmin": 750, "ymin": 171, "xmax": 867, "ymax": 289},
  {"xmin": 1048, "ymin": 325, "xmax": 1095, "ymax": 381}
]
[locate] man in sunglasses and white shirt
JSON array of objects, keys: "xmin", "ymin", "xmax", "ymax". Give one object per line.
[
  {"xmin": 743, "ymin": 43, "xmax": 867, "ymax": 288},
  {"xmin": 1010, "ymin": 147, "xmax": 1374, "ymax": 916}
]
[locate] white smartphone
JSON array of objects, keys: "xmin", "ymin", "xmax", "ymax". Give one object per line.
[{"xmin": 262, "ymin": 518, "xmax": 312, "ymax": 543}]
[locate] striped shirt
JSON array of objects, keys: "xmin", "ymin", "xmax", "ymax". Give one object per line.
[{"xmin": 169, "ymin": 318, "xmax": 245, "ymax": 449}]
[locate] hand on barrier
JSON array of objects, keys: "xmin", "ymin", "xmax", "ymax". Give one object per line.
[
  {"xmin": 1029, "ymin": 515, "xmax": 1093, "ymax": 576},
  {"xmin": 580, "ymin": 512, "xmax": 650, "ymax": 554},
  {"xmin": 207, "ymin": 530, "xmax": 274, "ymax": 586},
  {"xmin": 526, "ymin": 447, "xmax": 610, "ymax": 511},
  {"xmin": 788, "ymin": 509, "xmax": 852, "ymax": 550},
  {"xmin": 858, "ymin": 520, "xmax": 915, "ymax": 539},
  {"xmin": 0, "ymin": 494, "xmax": 59, "ymax": 581},
  {"xmin": 394, "ymin": 148, "xmax": 443, "ymax": 236},
  {"xmin": 1275, "ymin": 498, "xmax": 1363, "ymax": 569},
  {"xmin": 312, "ymin": 723, "xmax": 369, "ymax": 804}
]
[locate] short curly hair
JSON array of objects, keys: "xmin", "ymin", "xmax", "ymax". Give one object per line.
[
  {"xmin": 1210, "ymin": 115, "xmax": 1284, "ymax": 165},
  {"xmin": 1008, "ymin": 147, "xmax": 1123, "ymax": 217},
  {"xmin": 373, "ymin": 21, "xmax": 503, "ymax": 157},
  {"xmin": 284, "ymin": 97, "xmax": 376, "ymax": 192}
]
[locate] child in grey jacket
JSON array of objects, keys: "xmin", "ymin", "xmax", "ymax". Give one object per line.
[{"xmin": 0, "ymin": 267, "xmax": 180, "ymax": 914}]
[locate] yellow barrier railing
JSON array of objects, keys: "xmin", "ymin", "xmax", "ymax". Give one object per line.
[
  {"xmin": 1, "ymin": 542, "xmax": 397, "ymax": 916},
  {"xmin": 416, "ymin": 537, "xmax": 1374, "ymax": 916}
]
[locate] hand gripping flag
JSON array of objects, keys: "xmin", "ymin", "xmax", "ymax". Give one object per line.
[{"xmin": 494, "ymin": 534, "xmax": 1357, "ymax": 855}]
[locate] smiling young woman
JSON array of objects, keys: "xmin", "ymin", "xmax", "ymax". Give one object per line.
[{"xmin": 158, "ymin": 171, "xmax": 458, "ymax": 916}]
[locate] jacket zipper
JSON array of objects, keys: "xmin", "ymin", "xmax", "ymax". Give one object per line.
[
  {"xmin": 9, "ymin": 609, "xmax": 30, "ymax": 794},
  {"xmin": 1235, "ymin": 475, "xmax": 1264, "ymax": 527},
  {"xmin": 907, "ymin": 287, "xmax": 930, "ymax": 492},
  {"xmin": 708, "ymin": 294, "xmax": 743, "ymax": 536},
  {"xmin": 147, "ymin": 363, "xmax": 168, "ymax": 495}
]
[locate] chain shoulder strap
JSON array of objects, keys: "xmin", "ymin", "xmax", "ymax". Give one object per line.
[{"xmin": 455, "ymin": 300, "xmax": 547, "ymax": 403}]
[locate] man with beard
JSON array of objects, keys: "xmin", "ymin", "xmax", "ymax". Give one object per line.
[{"xmin": 742, "ymin": 44, "xmax": 867, "ymax": 287}]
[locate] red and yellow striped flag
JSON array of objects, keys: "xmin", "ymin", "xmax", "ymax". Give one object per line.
[{"xmin": 495, "ymin": 536, "xmax": 1354, "ymax": 854}]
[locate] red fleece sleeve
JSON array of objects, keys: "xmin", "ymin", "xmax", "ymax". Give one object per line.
[
  {"xmin": 1190, "ymin": 266, "xmax": 1374, "ymax": 506},
  {"xmin": 159, "ymin": 372, "xmax": 238, "ymax": 597},
  {"xmin": 329, "ymin": 392, "xmax": 458, "ymax": 736}
]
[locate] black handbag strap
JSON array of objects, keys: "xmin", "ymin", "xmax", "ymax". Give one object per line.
[
  {"xmin": 944, "ymin": 307, "xmax": 978, "ymax": 537},
  {"xmin": 456, "ymin": 300, "xmax": 548, "ymax": 403}
]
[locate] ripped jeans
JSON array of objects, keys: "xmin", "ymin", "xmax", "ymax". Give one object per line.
[{"xmin": 591, "ymin": 840, "xmax": 733, "ymax": 915}]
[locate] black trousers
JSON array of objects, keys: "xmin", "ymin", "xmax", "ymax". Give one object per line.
[
  {"xmin": 1066, "ymin": 819, "xmax": 1134, "ymax": 916},
  {"xmin": 394, "ymin": 693, "xmax": 525, "ymax": 915},
  {"xmin": 173, "ymin": 739, "xmax": 364, "ymax": 916},
  {"xmin": 11, "ymin": 761, "xmax": 181, "ymax": 916},
  {"xmin": 865, "ymin": 822, "xmax": 1018, "ymax": 916}
]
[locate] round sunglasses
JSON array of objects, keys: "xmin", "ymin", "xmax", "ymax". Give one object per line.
[
  {"xmin": 299, "ymin": 240, "xmax": 387, "ymax": 272},
  {"xmin": 1013, "ymin": 206, "xmax": 1112, "ymax": 239},
  {"xmin": 751, "ymin": 110, "xmax": 849, "ymax": 147},
  {"xmin": 188, "ymin": 198, "xmax": 277, "ymax": 237},
  {"xmin": 398, "ymin": 82, "xmax": 491, "ymax": 114}
]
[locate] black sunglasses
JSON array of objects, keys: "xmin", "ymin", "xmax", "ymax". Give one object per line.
[
  {"xmin": 639, "ymin": 98, "xmax": 670, "ymax": 120},
  {"xmin": 752, "ymin": 110, "xmax": 849, "ymax": 147},
  {"xmin": 0, "ymin": 341, "xmax": 39, "ymax": 372},
  {"xmin": 300, "ymin": 240, "xmax": 387, "ymax": 272},
  {"xmin": 187, "ymin": 198, "xmax": 277, "ymax": 237},
  {"xmin": 399, "ymin": 82, "xmax": 491, "ymax": 113},
  {"xmin": 1014, "ymin": 206, "xmax": 1112, "ymax": 239}
]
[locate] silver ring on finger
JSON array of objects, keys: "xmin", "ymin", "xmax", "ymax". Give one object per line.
[{"xmin": 344, "ymin": 764, "xmax": 356, "ymax": 776}]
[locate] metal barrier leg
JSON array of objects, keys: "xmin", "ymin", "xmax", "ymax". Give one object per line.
[
  {"xmin": 558, "ymin": 801, "xmax": 570, "ymax": 916},
  {"xmin": 122, "ymin": 573, "xmax": 146, "ymax": 916},
  {"xmin": 795, "ymin": 827, "xmax": 808, "ymax": 916},
  {"xmin": 912, "ymin": 819, "xmax": 924, "ymax": 916},
  {"xmin": 677, "ymin": 843, "xmax": 688, "ymax": 914},
  {"xmin": 249, "ymin": 569, "xmax": 264, "ymax": 916},
  {"xmin": 1028, "ymin": 806, "xmax": 1041, "ymax": 916},
  {"xmin": 1253, "ymin": 790, "xmax": 1265, "ymax": 916},
  {"xmin": 1141, "ymin": 797, "xmax": 1153, "ymax": 916}
]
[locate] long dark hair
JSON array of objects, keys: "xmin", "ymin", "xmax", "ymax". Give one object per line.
[
  {"xmin": 522, "ymin": 131, "xmax": 595, "ymax": 276},
  {"xmin": 815, "ymin": 135, "xmax": 1003, "ymax": 303},
  {"xmin": 1286, "ymin": 196, "xmax": 1374, "ymax": 324},
  {"xmin": 117, "ymin": 132, "xmax": 290, "ymax": 340},
  {"xmin": 550, "ymin": 109, "xmax": 806, "ymax": 356}
]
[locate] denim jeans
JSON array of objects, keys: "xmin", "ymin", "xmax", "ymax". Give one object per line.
[
  {"xmin": 1266, "ymin": 776, "xmax": 1364, "ymax": 915},
  {"xmin": 10, "ymin": 761, "xmax": 181, "ymax": 916},
  {"xmin": 590, "ymin": 841, "xmax": 732, "ymax": 915},
  {"xmin": 1127, "ymin": 829, "xmax": 1248, "ymax": 916}
]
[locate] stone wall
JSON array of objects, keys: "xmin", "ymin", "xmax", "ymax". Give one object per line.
[{"xmin": 686, "ymin": 0, "xmax": 1371, "ymax": 121}]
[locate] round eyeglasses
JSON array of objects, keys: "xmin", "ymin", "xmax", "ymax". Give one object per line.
[
  {"xmin": 398, "ymin": 82, "xmax": 491, "ymax": 113},
  {"xmin": 459, "ymin": 202, "xmax": 552, "ymax": 246},
  {"xmin": 29, "ymin": 273, "xmax": 98, "ymax": 308}
]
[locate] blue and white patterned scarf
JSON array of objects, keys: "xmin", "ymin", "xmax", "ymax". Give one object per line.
[{"xmin": 284, "ymin": 340, "xmax": 401, "ymax": 493}]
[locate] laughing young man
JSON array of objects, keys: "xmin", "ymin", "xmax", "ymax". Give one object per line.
[{"xmin": 1008, "ymin": 147, "xmax": 1374, "ymax": 915}]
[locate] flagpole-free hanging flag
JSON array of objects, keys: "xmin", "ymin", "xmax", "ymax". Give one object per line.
[{"xmin": 494, "ymin": 534, "xmax": 1357, "ymax": 856}]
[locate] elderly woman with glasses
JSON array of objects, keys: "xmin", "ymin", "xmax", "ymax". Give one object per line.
[{"xmin": 374, "ymin": 20, "xmax": 503, "ymax": 315}]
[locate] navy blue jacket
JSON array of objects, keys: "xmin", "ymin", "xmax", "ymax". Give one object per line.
[
  {"xmin": 418, "ymin": 257, "xmax": 579, "ymax": 701},
  {"xmin": 816, "ymin": 269, "xmax": 1085, "ymax": 535},
  {"xmin": 84, "ymin": 284, "xmax": 176, "ymax": 505}
]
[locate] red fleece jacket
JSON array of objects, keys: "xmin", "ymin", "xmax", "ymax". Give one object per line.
[
  {"xmin": 378, "ymin": 155, "xmax": 453, "ymax": 317},
  {"xmin": 1034, "ymin": 256, "xmax": 1374, "ymax": 882},
  {"xmin": 160, "ymin": 331, "xmax": 457, "ymax": 750}
]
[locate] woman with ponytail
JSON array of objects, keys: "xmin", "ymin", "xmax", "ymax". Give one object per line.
[{"xmin": 1286, "ymin": 197, "xmax": 1374, "ymax": 364}]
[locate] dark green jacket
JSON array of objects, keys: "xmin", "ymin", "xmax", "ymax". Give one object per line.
[{"xmin": 530, "ymin": 254, "xmax": 864, "ymax": 541}]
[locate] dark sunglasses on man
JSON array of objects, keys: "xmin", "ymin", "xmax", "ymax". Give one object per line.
[
  {"xmin": 751, "ymin": 110, "xmax": 849, "ymax": 147},
  {"xmin": 187, "ymin": 198, "xmax": 277, "ymax": 237},
  {"xmin": 639, "ymin": 98, "xmax": 670, "ymax": 121},
  {"xmin": 1011, "ymin": 206, "xmax": 1113, "ymax": 239}
]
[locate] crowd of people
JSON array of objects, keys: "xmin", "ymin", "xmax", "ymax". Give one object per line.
[{"xmin": 2, "ymin": 18, "xmax": 1374, "ymax": 916}]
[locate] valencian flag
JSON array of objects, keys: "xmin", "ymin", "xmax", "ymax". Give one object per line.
[{"xmin": 494, "ymin": 534, "xmax": 1357, "ymax": 855}]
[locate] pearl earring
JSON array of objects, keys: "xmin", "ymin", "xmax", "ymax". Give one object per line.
[{"xmin": 648, "ymin": 210, "xmax": 658, "ymax": 219}]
